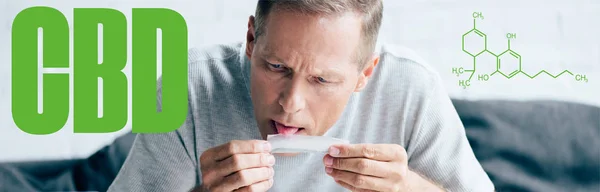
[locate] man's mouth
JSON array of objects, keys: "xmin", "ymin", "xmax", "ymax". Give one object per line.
[{"xmin": 271, "ymin": 120, "xmax": 305, "ymax": 135}]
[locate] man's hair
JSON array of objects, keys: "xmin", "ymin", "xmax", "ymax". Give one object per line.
[{"xmin": 254, "ymin": 0, "xmax": 384, "ymax": 66}]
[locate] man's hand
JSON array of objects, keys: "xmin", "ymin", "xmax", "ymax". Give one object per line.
[
  {"xmin": 199, "ymin": 140, "xmax": 275, "ymax": 192},
  {"xmin": 323, "ymin": 144, "xmax": 444, "ymax": 192}
]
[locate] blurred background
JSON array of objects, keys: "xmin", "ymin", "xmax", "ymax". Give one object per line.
[{"xmin": 0, "ymin": 0, "xmax": 599, "ymax": 162}]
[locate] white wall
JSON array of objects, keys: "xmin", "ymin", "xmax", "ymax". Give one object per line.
[{"xmin": 1, "ymin": 0, "xmax": 599, "ymax": 162}]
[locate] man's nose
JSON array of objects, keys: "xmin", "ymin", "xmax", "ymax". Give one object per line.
[{"xmin": 278, "ymin": 80, "xmax": 306, "ymax": 114}]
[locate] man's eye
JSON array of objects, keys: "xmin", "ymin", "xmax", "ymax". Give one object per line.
[
  {"xmin": 316, "ymin": 77, "xmax": 328, "ymax": 83},
  {"xmin": 268, "ymin": 64, "xmax": 285, "ymax": 71}
]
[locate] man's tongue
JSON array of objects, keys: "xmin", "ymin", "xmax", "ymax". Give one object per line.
[{"xmin": 275, "ymin": 122, "xmax": 300, "ymax": 135}]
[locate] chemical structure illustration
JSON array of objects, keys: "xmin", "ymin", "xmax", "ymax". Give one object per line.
[{"xmin": 452, "ymin": 12, "xmax": 589, "ymax": 89}]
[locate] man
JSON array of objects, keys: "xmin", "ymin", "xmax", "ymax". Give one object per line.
[{"xmin": 109, "ymin": 0, "xmax": 494, "ymax": 191}]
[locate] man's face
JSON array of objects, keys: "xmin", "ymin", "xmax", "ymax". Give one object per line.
[{"xmin": 246, "ymin": 11, "xmax": 376, "ymax": 139}]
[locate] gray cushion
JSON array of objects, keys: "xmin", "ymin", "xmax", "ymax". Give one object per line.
[
  {"xmin": 0, "ymin": 133, "xmax": 136, "ymax": 192},
  {"xmin": 453, "ymin": 99, "xmax": 600, "ymax": 192}
]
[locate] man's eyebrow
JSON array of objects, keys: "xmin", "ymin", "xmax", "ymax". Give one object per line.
[
  {"xmin": 318, "ymin": 68, "xmax": 346, "ymax": 79},
  {"xmin": 261, "ymin": 53, "xmax": 286, "ymax": 64},
  {"xmin": 260, "ymin": 46, "xmax": 286, "ymax": 64}
]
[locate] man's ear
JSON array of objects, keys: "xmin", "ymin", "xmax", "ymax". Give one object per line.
[
  {"xmin": 354, "ymin": 54, "xmax": 380, "ymax": 92},
  {"xmin": 246, "ymin": 16, "xmax": 256, "ymax": 59}
]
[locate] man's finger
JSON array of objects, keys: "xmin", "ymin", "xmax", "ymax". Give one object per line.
[
  {"xmin": 334, "ymin": 179, "xmax": 361, "ymax": 192},
  {"xmin": 215, "ymin": 153, "xmax": 275, "ymax": 177},
  {"xmin": 233, "ymin": 178, "xmax": 274, "ymax": 192},
  {"xmin": 335, "ymin": 180, "xmax": 378, "ymax": 192},
  {"xmin": 210, "ymin": 140, "xmax": 272, "ymax": 162},
  {"xmin": 328, "ymin": 143, "xmax": 406, "ymax": 161},
  {"xmin": 326, "ymin": 168, "xmax": 386, "ymax": 192},
  {"xmin": 323, "ymin": 155, "xmax": 393, "ymax": 177},
  {"xmin": 212, "ymin": 167, "xmax": 274, "ymax": 192}
]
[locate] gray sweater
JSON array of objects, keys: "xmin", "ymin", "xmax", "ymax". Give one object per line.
[{"xmin": 108, "ymin": 43, "xmax": 494, "ymax": 192}]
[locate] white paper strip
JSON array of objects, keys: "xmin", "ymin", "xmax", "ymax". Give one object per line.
[{"xmin": 267, "ymin": 134, "xmax": 350, "ymax": 153}]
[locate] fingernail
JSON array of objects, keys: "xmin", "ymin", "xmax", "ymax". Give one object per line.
[
  {"xmin": 325, "ymin": 167, "xmax": 333, "ymax": 174},
  {"xmin": 329, "ymin": 146, "xmax": 340, "ymax": 156},
  {"xmin": 267, "ymin": 155, "xmax": 275, "ymax": 165},
  {"xmin": 324, "ymin": 156, "xmax": 333, "ymax": 166},
  {"xmin": 262, "ymin": 142, "xmax": 271, "ymax": 152},
  {"xmin": 269, "ymin": 167, "xmax": 274, "ymax": 177}
]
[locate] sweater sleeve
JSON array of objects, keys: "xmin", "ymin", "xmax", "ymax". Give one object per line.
[
  {"xmin": 405, "ymin": 75, "xmax": 495, "ymax": 191},
  {"xmin": 108, "ymin": 79, "xmax": 199, "ymax": 192}
]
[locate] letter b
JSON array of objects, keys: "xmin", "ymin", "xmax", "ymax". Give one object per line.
[{"xmin": 73, "ymin": 8, "xmax": 128, "ymax": 133}]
